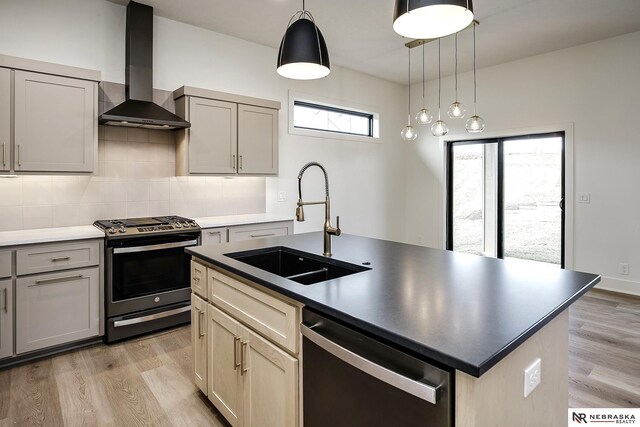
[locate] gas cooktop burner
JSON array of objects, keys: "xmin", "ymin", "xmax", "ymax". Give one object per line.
[{"xmin": 93, "ymin": 215, "xmax": 200, "ymax": 238}]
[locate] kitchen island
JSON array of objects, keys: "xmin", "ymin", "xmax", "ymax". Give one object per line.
[{"xmin": 187, "ymin": 232, "xmax": 600, "ymax": 427}]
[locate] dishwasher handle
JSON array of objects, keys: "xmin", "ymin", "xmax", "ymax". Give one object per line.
[{"xmin": 301, "ymin": 324, "xmax": 439, "ymax": 404}]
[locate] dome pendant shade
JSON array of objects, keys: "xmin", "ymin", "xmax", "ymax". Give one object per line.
[
  {"xmin": 277, "ymin": 17, "xmax": 330, "ymax": 80},
  {"xmin": 393, "ymin": 0, "xmax": 474, "ymax": 39}
]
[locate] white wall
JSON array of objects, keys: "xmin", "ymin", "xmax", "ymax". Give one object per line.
[
  {"xmin": 0, "ymin": 0, "xmax": 407, "ymax": 240},
  {"xmin": 405, "ymin": 31, "xmax": 640, "ymax": 295}
]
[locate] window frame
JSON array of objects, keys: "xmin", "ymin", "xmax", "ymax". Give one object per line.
[
  {"xmin": 288, "ymin": 91, "xmax": 381, "ymax": 143},
  {"xmin": 292, "ymin": 100, "xmax": 374, "ymax": 138}
]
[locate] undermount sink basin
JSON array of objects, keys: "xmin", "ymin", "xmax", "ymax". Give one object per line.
[{"xmin": 225, "ymin": 246, "xmax": 371, "ymax": 285}]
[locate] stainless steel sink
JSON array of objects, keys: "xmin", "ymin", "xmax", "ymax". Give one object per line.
[{"xmin": 225, "ymin": 246, "xmax": 370, "ymax": 285}]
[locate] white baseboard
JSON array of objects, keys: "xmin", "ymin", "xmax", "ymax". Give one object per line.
[{"xmin": 595, "ymin": 275, "xmax": 640, "ymax": 297}]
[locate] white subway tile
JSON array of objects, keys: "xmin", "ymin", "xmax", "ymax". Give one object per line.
[
  {"xmin": 23, "ymin": 180, "xmax": 53, "ymax": 206},
  {"xmin": 149, "ymin": 181, "xmax": 170, "ymax": 201},
  {"xmin": 0, "ymin": 178, "xmax": 23, "ymax": 207},
  {"xmin": 0, "ymin": 206, "xmax": 23, "ymax": 231},
  {"xmin": 52, "ymin": 204, "xmax": 81, "ymax": 227},
  {"xmin": 127, "ymin": 201, "xmax": 149, "ymax": 217},
  {"xmin": 127, "ymin": 128, "xmax": 149, "ymax": 143},
  {"xmin": 149, "ymin": 200, "xmax": 171, "ymax": 216},
  {"xmin": 126, "ymin": 181, "xmax": 150, "ymax": 202},
  {"xmin": 104, "ymin": 140, "xmax": 128, "ymax": 162},
  {"xmin": 105, "ymin": 126, "xmax": 127, "ymax": 141},
  {"xmin": 23, "ymin": 205, "xmax": 53, "ymax": 229}
]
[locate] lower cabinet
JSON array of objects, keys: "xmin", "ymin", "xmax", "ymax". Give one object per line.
[
  {"xmin": 0, "ymin": 279, "xmax": 12, "ymax": 360},
  {"xmin": 15, "ymin": 267, "xmax": 99, "ymax": 354},
  {"xmin": 192, "ymin": 293, "xmax": 208, "ymax": 395},
  {"xmin": 204, "ymin": 302, "xmax": 298, "ymax": 427}
]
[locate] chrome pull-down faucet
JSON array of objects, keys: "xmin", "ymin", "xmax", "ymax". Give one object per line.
[{"xmin": 296, "ymin": 162, "xmax": 341, "ymax": 257}]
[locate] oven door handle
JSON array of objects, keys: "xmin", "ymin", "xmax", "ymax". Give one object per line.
[
  {"xmin": 113, "ymin": 239, "xmax": 199, "ymax": 254},
  {"xmin": 113, "ymin": 305, "xmax": 191, "ymax": 328},
  {"xmin": 301, "ymin": 324, "xmax": 439, "ymax": 405}
]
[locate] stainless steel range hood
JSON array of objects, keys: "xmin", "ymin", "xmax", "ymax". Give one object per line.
[{"xmin": 99, "ymin": 1, "xmax": 190, "ymax": 130}]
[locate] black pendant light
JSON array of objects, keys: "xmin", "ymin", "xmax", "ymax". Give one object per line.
[
  {"xmin": 277, "ymin": 0, "xmax": 330, "ymax": 80},
  {"xmin": 393, "ymin": 0, "xmax": 474, "ymax": 39}
]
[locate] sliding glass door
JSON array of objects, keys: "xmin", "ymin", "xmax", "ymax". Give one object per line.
[{"xmin": 446, "ymin": 132, "xmax": 565, "ymax": 267}]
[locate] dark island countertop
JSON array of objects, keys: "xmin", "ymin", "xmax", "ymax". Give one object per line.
[{"xmin": 187, "ymin": 232, "xmax": 600, "ymax": 377}]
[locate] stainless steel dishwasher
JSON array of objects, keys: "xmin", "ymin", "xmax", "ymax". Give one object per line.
[{"xmin": 302, "ymin": 309, "xmax": 452, "ymax": 427}]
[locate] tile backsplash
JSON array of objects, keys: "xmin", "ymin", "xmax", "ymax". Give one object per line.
[{"xmin": 0, "ymin": 126, "xmax": 266, "ymax": 231}]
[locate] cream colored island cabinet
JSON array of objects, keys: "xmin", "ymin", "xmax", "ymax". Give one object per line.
[
  {"xmin": 191, "ymin": 261, "xmax": 301, "ymax": 427},
  {"xmin": 174, "ymin": 86, "xmax": 280, "ymax": 176},
  {"xmin": 201, "ymin": 221, "xmax": 293, "ymax": 247},
  {"xmin": 0, "ymin": 55, "xmax": 100, "ymax": 173}
]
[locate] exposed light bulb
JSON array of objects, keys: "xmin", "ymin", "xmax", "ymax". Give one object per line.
[
  {"xmin": 431, "ymin": 119, "xmax": 449, "ymax": 137},
  {"xmin": 415, "ymin": 108, "xmax": 433, "ymax": 125},
  {"xmin": 465, "ymin": 115, "xmax": 485, "ymax": 133},
  {"xmin": 447, "ymin": 101, "xmax": 466, "ymax": 119},
  {"xmin": 401, "ymin": 124, "xmax": 418, "ymax": 141}
]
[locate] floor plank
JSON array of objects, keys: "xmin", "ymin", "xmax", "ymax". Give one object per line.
[{"xmin": 0, "ymin": 288, "xmax": 637, "ymax": 426}]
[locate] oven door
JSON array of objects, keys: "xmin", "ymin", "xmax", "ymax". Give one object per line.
[{"xmin": 106, "ymin": 232, "xmax": 200, "ymax": 317}]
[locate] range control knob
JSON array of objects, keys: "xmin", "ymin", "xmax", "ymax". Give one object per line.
[
  {"xmin": 174, "ymin": 222, "xmax": 183, "ymax": 228},
  {"xmin": 118, "ymin": 227, "xmax": 126, "ymax": 233},
  {"xmin": 183, "ymin": 221, "xmax": 191, "ymax": 228},
  {"xmin": 190, "ymin": 222, "xmax": 198, "ymax": 228},
  {"xmin": 108, "ymin": 227, "xmax": 117, "ymax": 234}
]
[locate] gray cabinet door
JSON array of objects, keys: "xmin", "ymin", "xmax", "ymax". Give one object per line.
[
  {"xmin": 189, "ymin": 97, "xmax": 237, "ymax": 174},
  {"xmin": 238, "ymin": 105, "xmax": 278, "ymax": 175},
  {"xmin": 14, "ymin": 70, "xmax": 96, "ymax": 172},
  {"xmin": 0, "ymin": 279, "xmax": 12, "ymax": 360},
  {"xmin": 16, "ymin": 267, "xmax": 99, "ymax": 354},
  {"xmin": 0, "ymin": 68, "xmax": 9, "ymax": 172}
]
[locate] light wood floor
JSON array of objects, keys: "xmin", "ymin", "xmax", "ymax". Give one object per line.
[
  {"xmin": 568, "ymin": 289, "xmax": 640, "ymax": 408},
  {"xmin": 0, "ymin": 289, "xmax": 638, "ymax": 426}
]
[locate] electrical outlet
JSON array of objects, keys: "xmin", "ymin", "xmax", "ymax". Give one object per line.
[
  {"xmin": 278, "ymin": 191, "xmax": 287, "ymax": 202},
  {"xmin": 524, "ymin": 358, "xmax": 541, "ymax": 398},
  {"xmin": 620, "ymin": 263, "xmax": 629, "ymax": 275},
  {"xmin": 578, "ymin": 193, "xmax": 591, "ymax": 203}
]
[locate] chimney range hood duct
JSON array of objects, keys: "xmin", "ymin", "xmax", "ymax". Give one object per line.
[{"xmin": 99, "ymin": 1, "xmax": 190, "ymax": 130}]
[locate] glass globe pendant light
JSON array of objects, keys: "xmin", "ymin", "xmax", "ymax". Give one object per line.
[
  {"xmin": 415, "ymin": 43, "xmax": 433, "ymax": 125},
  {"xmin": 431, "ymin": 39, "xmax": 449, "ymax": 137},
  {"xmin": 447, "ymin": 32, "xmax": 466, "ymax": 119},
  {"xmin": 277, "ymin": 0, "xmax": 330, "ymax": 80},
  {"xmin": 401, "ymin": 47, "xmax": 418, "ymax": 141},
  {"xmin": 466, "ymin": 23, "xmax": 485, "ymax": 133}
]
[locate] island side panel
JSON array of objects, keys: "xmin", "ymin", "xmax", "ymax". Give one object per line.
[{"xmin": 455, "ymin": 310, "xmax": 569, "ymax": 427}]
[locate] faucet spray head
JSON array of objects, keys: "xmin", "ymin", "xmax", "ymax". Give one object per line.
[{"xmin": 296, "ymin": 203, "xmax": 305, "ymax": 221}]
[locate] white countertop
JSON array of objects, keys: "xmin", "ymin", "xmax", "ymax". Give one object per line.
[
  {"xmin": 0, "ymin": 226, "xmax": 104, "ymax": 247},
  {"xmin": 0, "ymin": 214, "xmax": 294, "ymax": 248},
  {"xmin": 194, "ymin": 213, "xmax": 294, "ymax": 229}
]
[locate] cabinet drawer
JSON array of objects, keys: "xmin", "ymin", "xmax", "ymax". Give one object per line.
[
  {"xmin": 191, "ymin": 260, "xmax": 208, "ymax": 300},
  {"xmin": 201, "ymin": 227, "xmax": 227, "ymax": 246},
  {"xmin": 209, "ymin": 268, "xmax": 300, "ymax": 354},
  {"xmin": 16, "ymin": 267, "xmax": 100, "ymax": 354},
  {"xmin": 0, "ymin": 250, "xmax": 11, "ymax": 279},
  {"xmin": 16, "ymin": 240, "xmax": 99, "ymax": 276},
  {"xmin": 228, "ymin": 221, "xmax": 291, "ymax": 243}
]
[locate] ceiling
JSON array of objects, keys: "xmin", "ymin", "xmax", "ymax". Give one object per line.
[{"xmin": 107, "ymin": 0, "xmax": 640, "ymax": 84}]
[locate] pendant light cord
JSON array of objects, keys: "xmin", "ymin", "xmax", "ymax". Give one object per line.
[
  {"xmin": 454, "ymin": 33, "xmax": 459, "ymax": 101},
  {"xmin": 438, "ymin": 38, "xmax": 441, "ymax": 119},
  {"xmin": 422, "ymin": 43, "xmax": 426, "ymax": 107},
  {"xmin": 473, "ymin": 23, "xmax": 477, "ymax": 115},
  {"xmin": 407, "ymin": 47, "xmax": 411, "ymax": 125}
]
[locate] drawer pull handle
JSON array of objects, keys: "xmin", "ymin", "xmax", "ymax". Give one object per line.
[
  {"xmin": 16, "ymin": 144, "xmax": 21, "ymax": 167},
  {"xmin": 35, "ymin": 274, "xmax": 84, "ymax": 286},
  {"xmin": 1, "ymin": 143, "xmax": 5, "ymax": 167},
  {"xmin": 240, "ymin": 340, "xmax": 249, "ymax": 375},
  {"xmin": 233, "ymin": 336, "xmax": 241, "ymax": 370},
  {"xmin": 193, "ymin": 276, "xmax": 201, "ymax": 283},
  {"xmin": 249, "ymin": 233, "xmax": 276, "ymax": 238},
  {"xmin": 51, "ymin": 256, "xmax": 71, "ymax": 262},
  {"xmin": 208, "ymin": 231, "xmax": 221, "ymax": 236},
  {"xmin": 239, "ymin": 155, "xmax": 243, "ymax": 170},
  {"xmin": 232, "ymin": 154, "xmax": 236, "ymax": 170},
  {"xmin": 2, "ymin": 288, "xmax": 7, "ymax": 313}
]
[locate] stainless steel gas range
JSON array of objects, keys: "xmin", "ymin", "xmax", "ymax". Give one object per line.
[{"xmin": 94, "ymin": 216, "xmax": 200, "ymax": 342}]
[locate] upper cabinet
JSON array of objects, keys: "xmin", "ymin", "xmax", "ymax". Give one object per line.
[
  {"xmin": 0, "ymin": 55, "xmax": 100, "ymax": 173},
  {"xmin": 174, "ymin": 86, "xmax": 280, "ymax": 176},
  {"xmin": 0, "ymin": 68, "xmax": 10, "ymax": 172}
]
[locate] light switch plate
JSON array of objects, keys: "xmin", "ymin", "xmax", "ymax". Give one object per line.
[
  {"xmin": 524, "ymin": 358, "xmax": 541, "ymax": 398},
  {"xmin": 578, "ymin": 193, "xmax": 591, "ymax": 203},
  {"xmin": 278, "ymin": 191, "xmax": 287, "ymax": 202}
]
